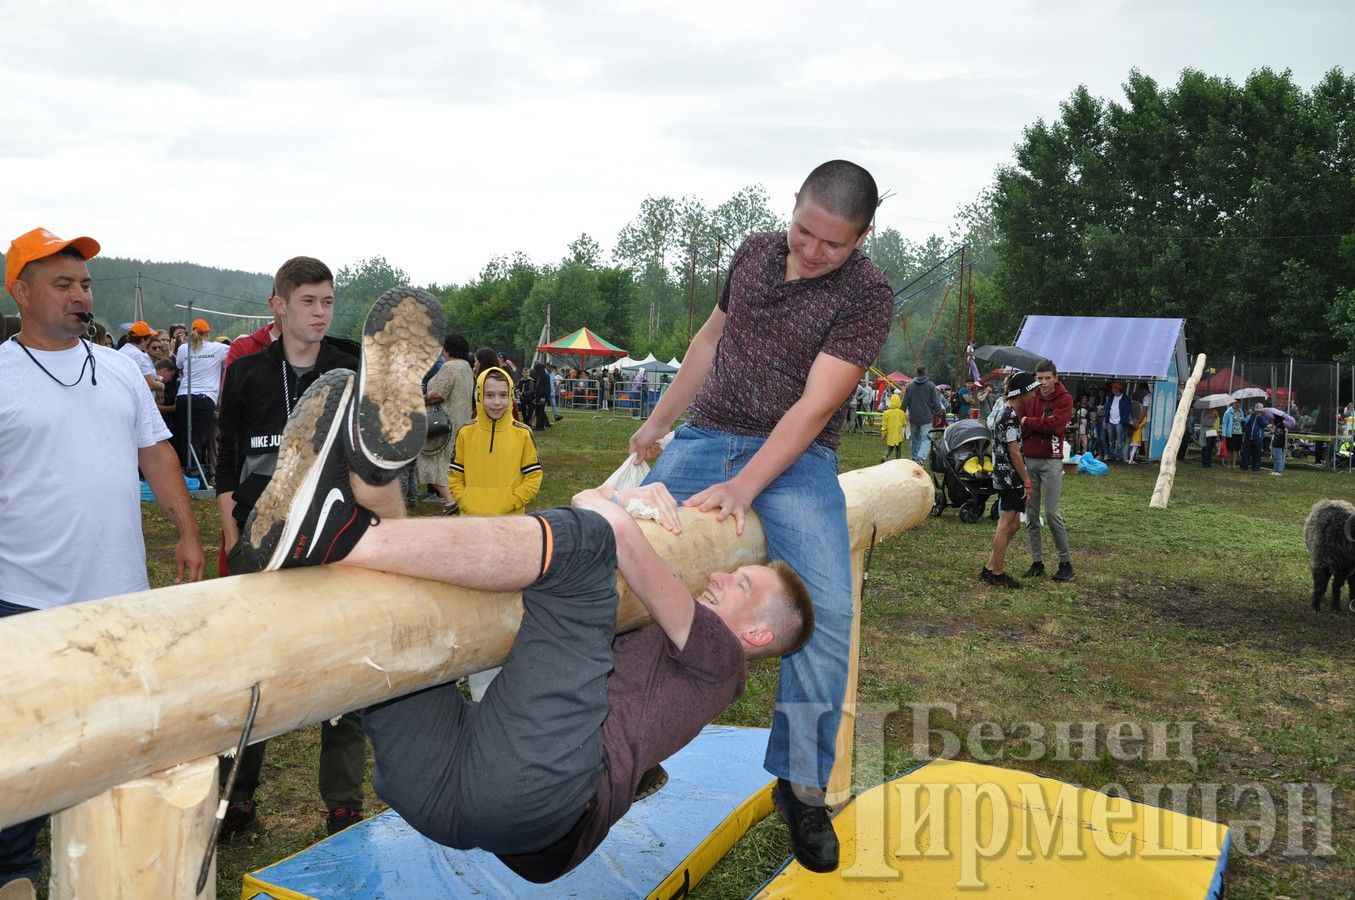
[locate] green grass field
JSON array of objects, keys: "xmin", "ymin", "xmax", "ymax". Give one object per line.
[{"xmin": 64, "ymin": 413, "xmax": 1355, "ymax": 897}]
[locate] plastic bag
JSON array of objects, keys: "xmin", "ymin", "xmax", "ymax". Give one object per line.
[
  {"xmin": 1078, "ymin": 453, "xmax": 1109, "ymax": 476},
  {"xmin": 604, "ymin": 431, "xmax": 675, "ymax": 491}
]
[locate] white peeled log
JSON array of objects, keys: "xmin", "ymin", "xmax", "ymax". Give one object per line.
[
  {"xmin": 1151, "ymin": 353, "xmax": 1208, "ymax": 509},
  {"xmin": 49, "ymin": 756, "xmax": 218, "ymax": 900},
  {"xmin": 0, "ymin": 460, "xmax": 933, "ymax": 830}
]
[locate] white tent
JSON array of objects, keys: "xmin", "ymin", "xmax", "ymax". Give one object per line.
[{"xmin": 667, "ymin": 357, "xmax": 682, "ymax": 369}]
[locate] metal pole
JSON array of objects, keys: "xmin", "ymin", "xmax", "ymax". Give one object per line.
[
  {"xmin": 955, "ymin": 245, "xmax": 966, "ymax": 386},
  {"xmin": 713, "ymin": 236, "xmax": 722, "ymax": 318},
  {"xmin": 1287, "ymin": 358, "xmax": 1294, "ymax": 414},
  {"xmin": 687, "ymin": 239, "xmax": 696, "ymax": 344}
]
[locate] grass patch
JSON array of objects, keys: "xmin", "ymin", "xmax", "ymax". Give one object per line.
[{"xmin": 94, "ymin": 415, "xmax": 1354, "ymax": 897}]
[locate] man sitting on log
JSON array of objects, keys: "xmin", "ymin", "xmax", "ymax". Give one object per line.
[{"xmin": 237, "ymin": 287, "xmax": 813, "ymax": 883}]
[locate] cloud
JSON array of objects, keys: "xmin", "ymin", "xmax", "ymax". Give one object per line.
[{"xmin": 2, "ymin": 0, "xmax": 1350, "ymax": 283}]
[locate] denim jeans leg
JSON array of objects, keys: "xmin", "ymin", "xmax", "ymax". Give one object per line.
[
  {"xmin": 1274, "ymin": 448, "xmax": 1285, "ymax": 474},
  {"xmin": 0, "ymin": 600, "xmax": 44, "ymax": 886},
  {"xmin": 754, "ymin": 447, "xmax": 854, "ymax": 789},
  {"xmin": 645, "ymin": 426, "xmax": 854, "ymax": 789},
  {"xmin": 908, "ymin": 421, "xmax": 931, "ymax": 464}
]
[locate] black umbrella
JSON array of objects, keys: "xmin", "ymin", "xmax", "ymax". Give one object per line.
[{"xmin": 972, "ymin": 345, "xmax": 1044, "ymax": 372}]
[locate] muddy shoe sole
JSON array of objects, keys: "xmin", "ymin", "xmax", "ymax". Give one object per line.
[
  {"xmin": 349, "ymin": 286, "xmax": 446, "ymax": 484},
  {"xmin": 242, "ymin": 369, "xmax": 357, "ymax": 571}
]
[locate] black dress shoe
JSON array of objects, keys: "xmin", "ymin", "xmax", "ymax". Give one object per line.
[{"xmin": 772, "ymin": 779, "xmax": 839, "ymax": 873}]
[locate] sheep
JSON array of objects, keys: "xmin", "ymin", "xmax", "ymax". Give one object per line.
[{"xmin": 1303, "ymin": 499, "xmax": 1355, "ymax": 612}]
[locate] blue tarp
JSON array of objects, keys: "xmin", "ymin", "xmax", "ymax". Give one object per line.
[{"xmin": 1015, "ymin": 316, "xmax": 1188, "ymax": 380}]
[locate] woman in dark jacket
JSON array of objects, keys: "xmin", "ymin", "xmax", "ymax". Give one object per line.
[{"xmin": 526, "ymin": 361, "xmax": 552, "ymax": 430}]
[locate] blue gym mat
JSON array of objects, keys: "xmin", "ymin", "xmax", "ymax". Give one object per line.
[{"xmin": 243, "ymin": 725, "xmax": 776, "ymax": 900}]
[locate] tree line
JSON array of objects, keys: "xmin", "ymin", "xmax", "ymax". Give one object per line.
[{"xmin": 8, "ymin": 65, "xmax": 1347, "ymax": 375}]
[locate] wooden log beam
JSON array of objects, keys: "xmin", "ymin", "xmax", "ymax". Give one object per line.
[
  {"xmin": 0, "ymin": 461, "xmax": 933, "ymax": 829},
  {"xmin": 1151, "ymin": 353, "xmax": 1208, "ymax": 509}
]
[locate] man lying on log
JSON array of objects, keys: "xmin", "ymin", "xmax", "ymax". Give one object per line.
[{"xmin": 236, "ymin": 287, "xmax": 814, "ymax": 883}]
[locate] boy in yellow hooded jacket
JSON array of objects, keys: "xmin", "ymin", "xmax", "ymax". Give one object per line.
[
  {"xmin": 450, "ymin": 367, "xmax": 542, "ymax": 516},
  {"xmin": 880, "ymin": 392, "xmax": 906, "ymax": 462}
]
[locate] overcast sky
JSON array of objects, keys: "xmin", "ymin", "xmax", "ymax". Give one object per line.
[{"xmin": 2, "ymin": 1, "xmax": 1350, "ymax": 288}]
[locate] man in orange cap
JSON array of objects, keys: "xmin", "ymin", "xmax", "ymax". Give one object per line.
[
  {"xmin": 0, "ymin": 227, "xmax": 206, "ymax": 897},
  {"xmin": 119, "ymin": 319, "xmax": 164, "ymax": 395}
]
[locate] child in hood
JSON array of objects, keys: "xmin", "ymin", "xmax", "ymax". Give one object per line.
[{"xmin": 880, "ymin": 393, "xmax": 905, "ymax": 462}]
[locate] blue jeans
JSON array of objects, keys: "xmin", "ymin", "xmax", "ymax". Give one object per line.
[
  {"xmin": 644, "ymin": 425, "xmax": 852, "ymax": 789},
  {"xmin": 1108, "ymin": 423, "xmax": 1129, "ymax": 461},
  {"xmin": 908, "ymin": 420, "xmax": 932, "ymax": 464},
  {"xmin": 1273, "ymin": 447, "xmax": 1285, "ymax": 474},
  {"xmin": 0, "ymin": 600, "xmax": 43, "ymax": 886}
]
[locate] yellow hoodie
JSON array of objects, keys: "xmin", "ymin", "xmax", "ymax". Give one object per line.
[
  {"xmin": 449, "ymin": 367, "xmax": 542, "ymax": 515},
  {"xmin": 881, "ymin": 393, "xmax": 906, "ymax": 446}
]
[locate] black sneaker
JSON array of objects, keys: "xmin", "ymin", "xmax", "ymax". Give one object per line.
[
  {"xmin": 241, "ymin": 370, "xmax": 370, "ymax": 571},
  {"xmin": 1052, "ymin": 561, "xmax": 1075, "ymax": 582},
  {"xmin": 325, "ymin": 805, "xmax": 364, "ymax": 835},
  {"xmin": 1022, "ymin": 561, "xmax": 1046, "ymax": 579},
  {"xmin": 987, "ymin": 571, "xmax": 1023, "ymax": 589},
  {"xmin": 772, "ymin": 779, "xmax": 839, "ymax": 873},
  {"xmin": 346, "ymin": 287, "xmax": 446, "ymax": 485},
  {"xmin": 634, "ymin": 765, "xmax": 669, "ymax": 801},
  {"xmin": 979, "ymin": 566, "xmax": 993, "ymax": 581}
]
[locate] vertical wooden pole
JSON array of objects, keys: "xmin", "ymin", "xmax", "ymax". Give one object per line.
[
  {"xmin": 1150, "ymin": 353, "xmax": 1208, "ymax": 509},
  {"xmin": 826, "ymin": 547, "xmax": 867, "ymax": 807},
  {"xmin": 49, "ymin": 756, "xmax": 218, "ymax": 900}
]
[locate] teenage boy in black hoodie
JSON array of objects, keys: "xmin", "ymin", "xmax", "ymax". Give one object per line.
[{"xmin": 213, "ymin": 256, "xmax": 364, "ymax": 838}]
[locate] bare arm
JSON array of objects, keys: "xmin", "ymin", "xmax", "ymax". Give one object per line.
[
  {"xmin": 629, "ymin": 306, "xmax": 726, "ymax": 462},
  {"xmin": 571, "ymin": 485, "xmax": 695, "ymax": 650},
  {"xmin": 218, "ymin": 492, "xmax": 239, "ymax": 552},
  {"xmin": 1009, "ymin": 441, "xmax": 1032, "ymax": 499},
  {"xmin": 139, "ymin": 441, "xmax": 206, "ymax": 582},
  {"xmin": 685, "ymin": 352, "xmax": 863, "ymax": 535}
]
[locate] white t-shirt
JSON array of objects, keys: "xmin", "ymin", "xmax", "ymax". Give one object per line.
[
  {"xmin": 0, "ymin": 340, "xmax": 171, "ymax": 609},
  {"xmin": 175, "ymin": 340, "xmax": 230, "ymax": 403},
  {"xmin": 119, "ymin": 341, "xmax": 155, "ymax": 377}
]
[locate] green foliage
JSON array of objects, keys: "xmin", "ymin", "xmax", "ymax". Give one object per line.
[
  {"xmin": 515, "ymin": 257, "xmax": 638, "ymax": 355},
  {"xmin": 992, "ymin": 66, "xmax": 1355, "ymax": 360},
  {"xmin": 613, "ymin": 186, "xmax": 785, "ymax": 345},
  {"xmin": 0, "ymin": 255, "xmax": 275, "ymax": 336},
  {"xmin": 442, "ymin": 254, "xmax": 538, "ymax": 353},
  {"xmin": 333, "ymin": 256, "xmax": 411, "ymax": 338}
]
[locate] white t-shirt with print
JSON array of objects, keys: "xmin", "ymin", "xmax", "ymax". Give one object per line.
[
  {"xmin": 0, "ymin": 340, "xmax": 171, "ymax": 609},
  {"xmin": 175, "ymin": 340, "xmax": 230, "ymax": 403},
  {"xmin": 119, "ymin": 341, "xmax": 156, "ymax": 377}
]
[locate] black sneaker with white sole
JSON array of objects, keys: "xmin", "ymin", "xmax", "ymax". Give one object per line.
[
  {"xmin": 346, "ymin": 286, "xmax": 446, "ymax": 485},
  {"xmin": 772, "ymin": 778, "xmax": 839, "ymax": 873},
  {"xmin": 241, "ymin": 369, "xmax": 374, "ymax": 571}
]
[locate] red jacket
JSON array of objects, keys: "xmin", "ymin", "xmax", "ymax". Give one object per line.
[
  {"xmin": 1020, "ymin": 381, "xmax": 1073, "ymax": 459},
  {"xmin": 224, "ymin": 322, "xmax": 277, "ymax": 371}
]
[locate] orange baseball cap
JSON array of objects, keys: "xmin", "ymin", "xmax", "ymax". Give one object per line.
[
  {"xmin": 191, "ymin": 318, "xmax": 211, "ymax": 333},
  {"xmin": 5, "ymin": 227, "xmax": 100, "ymax": 294},
  {"xmin": 128, "ymin": 321, "xmax": 153, "ymax": 337}
]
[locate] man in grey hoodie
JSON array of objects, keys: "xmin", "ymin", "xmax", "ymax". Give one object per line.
[{"xmin": 903, "ymin": 366, "xmax": 947, "ymax": 464}]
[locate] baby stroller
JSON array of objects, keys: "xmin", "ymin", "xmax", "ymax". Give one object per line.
[{"xmin": 929, "ymin": 419, "xmax": 996, "ymax": 523}]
